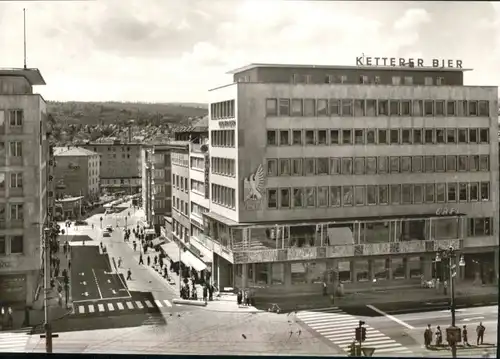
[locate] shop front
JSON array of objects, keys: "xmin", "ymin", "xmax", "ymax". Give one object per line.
[{"xmin": 0, "ymin": 273, "xmax": 27, "ymax": 307}]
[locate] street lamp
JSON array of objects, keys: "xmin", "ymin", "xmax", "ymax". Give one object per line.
[{"xmin": 435, "ymin": 246, "xmax": 466, "ymax": 358}]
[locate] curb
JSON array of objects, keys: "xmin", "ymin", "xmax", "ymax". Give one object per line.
[{"xmin": 172, "ymin": 299, "xmax": 207, "ymax": 307}]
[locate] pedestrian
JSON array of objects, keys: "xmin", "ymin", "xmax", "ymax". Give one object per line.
[
  {"xmin": 126, "ymin": 269, "xmax": 132, "ymax": 280},
  {"xmin": 92, "ymin": 223, "xmax": 94, "ymax": 230},
  {"xmin": 7, "ymin": 307, "xmax": 13, "ymax": 328},
  {"xmin": 133, "ymin": 241, "xmax": 137, "ymax": 251},
  {"xmin": 147, "ymin": 256, "xmax": 151, "ymax": 266},
  {"xmin": 118, "ymin": 257, "xmax": 122, "ymax": 268},
  {"xmin": 435, "ymin": 326, "xmax": 442, "ymax": 346},
  {"xmin": 63, "ymin": 243, "xmax": 67, "ymax": 255},
  {"xmin": 237, "ymin": 290, "xmax": 242, "ymax": 305},
  {"xmin": 139, "ymin": 254, "xmax": 144, "ymax": 265},
  {"xmin": 443, "ymin": 280, "xmax": 448, "ymax": 296},
  {"xmin": 68, "ymin": 259, "xmax": 71, "ymax": 271},
  {"xmin": 463, "ymin": 325, "xmax": 469, "ymax": 346},
  {"xmin": 424, "ymin": 324, "xmax": 433, "ymax": 348},
  {"xmin": 54, "ymin": 267, "xmax": 59, "ymax": 278},
  {"xmin": 476, "ymin": 322, "xmax": 485, "ymax": 345},
  {"xmin": 203, "ymin": 286, "xmax": 208, "ymax": 303},
  {"xmin": 322, "ymin": 281, "xmax": 327, "ymax": 296}
]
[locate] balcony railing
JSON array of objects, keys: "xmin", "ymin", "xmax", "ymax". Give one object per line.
[{"xmin": 190, "ymin": 144, "xmax": 203, "ymax": 153}]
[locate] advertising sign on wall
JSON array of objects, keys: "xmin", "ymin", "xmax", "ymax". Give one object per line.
[{"xmin": 204, "ymin": 154, "xmax": 210, "ymax": 199}]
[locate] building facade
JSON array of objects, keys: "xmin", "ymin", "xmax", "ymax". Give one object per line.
[
  {"xmin": 195, "ymin": 63, "xmax": 499, "ymax": 296},
  {"xmin": 0, "ymin": 68, "xmax": 49, "ymax": 307},
  {"xmin": 53, "ymin": 146, "xmax": 100, "ymax": 201},
  {"xmin": 81, "ymin": 140, "xmax": 142, "ymax": 195}
]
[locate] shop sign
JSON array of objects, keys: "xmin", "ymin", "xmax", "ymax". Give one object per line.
[
  {"xmin": 204, "ymin": 154, "xmax": 210, "ymax": 199},
  {"xmin": 0, "ymin": 261, "xmax": 12, "ymax": 269},
  {"xmin": 219, "ymin": 120, "xmax": 236, "ymax": 128},
  {"xmin": 436, "ymin": 207, "xmax": 459, "ymax": 216},
  {"xmin": 356, "ymin": 55, "xmax": 463, "ymax": 69}
]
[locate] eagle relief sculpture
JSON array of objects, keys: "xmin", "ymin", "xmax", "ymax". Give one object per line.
[{"xmin": 243, "ymin": 164, "xmax": 265, "ymax": 210}]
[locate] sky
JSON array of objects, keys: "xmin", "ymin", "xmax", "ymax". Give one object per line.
[{"xmin": 0, "ymin": 0, "xmax": 499, "ymax": 103}]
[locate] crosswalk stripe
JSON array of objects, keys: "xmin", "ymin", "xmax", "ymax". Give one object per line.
[
  {"xmin": 374, "ymin": 346, "xmax": 408, "ymax": 353},
  {"xmin": 145, "ymin": 300, "xmax": 154, "ymax": 308},
  {"xmin": 78, "ymin": 305, "xmax": 85, "ymax": 314},
  {"xmin": 311, "ymin": 323, "xmax": 359, "ymax": 330},
  {"xmin": 163, "ymin": 300, "xmax": 172, "ymax": 307},
  {"xmin": 297, "ymin": 312, "xmax": 347, "ymax": 320},
  {"xmin": 135, "ymin": 301, "xmax": 144, "ymax": 309},
  {"xmin": 107, "ymin": 303, "xmax": 115, "ymax": 311},
  {"xmin": 126, "ymin": 301, "xmax": 134, "ymax": 310},
  {"xmin": 117, "ymin": 302, "xmax": 125, "ymax": 310},
  {"xmin": 0, "ymin": 331, "xmax": 30, "ymax": 352},
  {"xmin": 306, "ymin": 317, "xmax": 359, "ymax": 325},
  {"xmin": 154, "ymin": 300, "xmax": 163, "ymax": 307},
  {"xmin": 98, "ymin": 304, "xmax": 105, "ymax": 312},
  {"xmin": 88, "ymin": 305, "xmax": 95, "ymax": 313}
]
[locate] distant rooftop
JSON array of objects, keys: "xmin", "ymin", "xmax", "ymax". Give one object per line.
[
  {"xmin": 174, "ymin": 116, "xmax": 208, "ymax": 133},
  {"xmin": 54, "ymin": 146, "xmax": 98, "ymax": 157},
  {"xmin": 227, "ymin": 63, "xmax": 473, "ymax": 75},
  {"xmin": 0, "ymin": 68, "xmax": 46, "ymax": 85}
]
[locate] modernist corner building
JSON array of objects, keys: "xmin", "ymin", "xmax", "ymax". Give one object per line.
[{"xmin": 196, "ymin": 60, "xmax": 499, "ymax": 296}]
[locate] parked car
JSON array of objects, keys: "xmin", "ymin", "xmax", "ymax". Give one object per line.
[
  {"xmin": 103, "ymin": 232, "xmax": 111, "ymax": 237},
  {"xmin": 106, "ymin": 225, "xmax": 113, "ymax": 232},
  {"xmin": 75, "ymin": 220, "xmax": 88, "ymax": 226}
]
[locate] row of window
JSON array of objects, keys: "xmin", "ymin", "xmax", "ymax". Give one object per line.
[
  {"xmin": 172, "ymin": 174, "xmax": 189, "ymax": 193},
  {"xmin": 211, "ymin": 130, "xmax": 236, "ymax": 148},
  {"xmin": 191, "ymin": 179, "xmax": 205, "ymax": 196},
  {"xmin": 211, "ymin": 157, "xmax": 236, "ymax": 178},
  {"xmin": 210, "ymin": 100, "xmax": 235, "ymax": 120},
  {"xmin": 0, "ymin": 173, "xmax": 23, "ymax": 188},
  {"xmin": 0, "ymin": 235, "xmax": 24, "ymax": 255},
  {"xmin": 190, "ymin": 157, "xmax": 205, "ymax": 171},
  {"xmin": 266, "ymin": 182, "xmax": 491, "ymax": 209},
  {"xmin": 266, "ymin": 127, "xmax": 490, "ymax": 147},
  {"xmin": 291, "ymin": 73, "xmax": 448, "ymax": 87},
  {"xmin": 0, "ymin": 110, "xmax": 23, "ymax": 128},
  {"xmin": 191, "ymin": 202, "xmax": 209, "ymax": 218},
  {"xmin": 171, "ymin": 153, "xmax": 189, "ymax": 167},
  {"xmin": 265, "ymin": 98, "xmax": 491, "ymax": 118},
  {"xmin": 0, "ymin": 141, "xmax": 23, "ymax": 157},
  {"xmin": 266, "ymin": 154, "xmax": 490, "ymax": 177},
  {"xmin": 172, "ymin": 219, "xmax": 190, "ymax": 242},
  {"xmin": 0, "ymin": 203, "xmax": 24, "ymax": 220},
  {"xmin": 211, "ymin": 184, "xmax": 236, "ymax": 210},
  {"xmin": 172, "ymin": 196, "xmax": 189, "ymax": 217}
]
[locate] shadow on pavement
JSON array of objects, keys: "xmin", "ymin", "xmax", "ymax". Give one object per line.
[{"xmin": 66, "ymin": 235, "xmax": 95, "ymax": 242}]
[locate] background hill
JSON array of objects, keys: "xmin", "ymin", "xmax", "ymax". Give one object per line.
[{"xmin": 48, "ymin": 101, "xmax": 208, "ymax": 126}]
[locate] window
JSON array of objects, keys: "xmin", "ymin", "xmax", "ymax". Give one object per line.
[
  {"xmin": 469, "ymin": 182, "xmax": 479, "ymax": 202},
  {"xmin": 401, "ymin": 156, "xmax": 411, "ymax": 173},
  {"xmin": 378, "ymin": 129, "xmax": 387, "ymax": 144},
  {"xmin": 367, "ymin": 185, "xmax": 377, "ymax": 205},
  {"xmin": 291, "ymin": 99, "xmax": 303, "ymax": 116},
  {"xmin": 329, "ymin": 186, "xmax": 341, "ymax": 207},
  {"xmin": 291, "ymin": 158, "xmax": 302, "ymax": 176},
  {"xmin": 390, "ymin": 157, "xmax": 399, "ymax": 173},
  {"xmin": 435, "ymin": 156, "xmax": 445, "ymax": 172},
  {"xmin": 424, "ymin": 129, "xmax": 434, "ymax": 144},
  {"xmin": 317, "ymin": 158, "xmax": 329, "ymax": 175},
  {"xmin": 425, "ymin": 184, "xmax": 435, "ymax": 203},
  {"xmin": 468, "ymin": 101, "xmax": 478, "ymax": 116},
  {"xmin": 304, "ymin": 158, "xmax": 315, "ymax": 175},
  {"xmin": 10, "ymin": 236, "xmax": 23, "ymax": 254},
  {"xmin": 279, "ymin": 99, "xmax": 290, "ymax": 116},
  {"xmin": 267, "ymin": 189, "xmax": 277, "ymax": 209},
  {"xmin": 459, "ymin": 183, "xmax": 467, "ymax": 202},
  {"xmin": 392, "ymin": 76, "xmax": 401, "ymax": 85},
  {"xmin": 446, "ymin": 155, "xmax": 457, "ymax": 172},
  {"xmin": 478, "ymin": 101, "xmax": 489, "ymax": 117},
  {"xmin": 267, "ymin": 130, "xmax": 277, "ymax": 146},
  {"xmin": 390, "ymin": 184, "xmax": 401, "ymax": 204},
  {"xmin": 469, "ymin": 155, "xmax": 479, "ymax": 172},
  {"xmin": 436, "ymin": 77, "xmax": 445, "ymax": 85},
  {"xmin": 480, "ymin": 182, "xmax": 490, "ymax": 201},
  {"xmin": 414, "ymin": 184, "xmax": 423, "ymax": 204},
  {"xmin": 279, "ymin": 159, "xmax": 290, "ymax": 176},
  {"xmin": 378, "ymin": 185, "xmax": 388, "ymax": 205},
  {"xmin": 280, "ymin": 189, "xmax": 290, "ymax": 208},
  {"xmin": 401, "ymin": 129, "xmax": 411, "ymax": 144},
  {"xmin": 355, "ymin": 186, "xmax": 365, "ymax": 206},
  {"xmin": 293, "ymin": 188, "xmax": 303, "ymax": 208},
  {"xmin": 435, "ymin": 101, "xmax": 445, "ymax": 116},
  {"xmin": 266, "ymin": 159, "xmax": 277, "ymax": 176},
  {"xmin": 318, "ymin": 130, "xmax": 327, "ymax": 145},
  {"xmin": 436, "ymin": 183, "xmax": 446, "ymax": 203},
  {"xmin": 390, "ymin": 129, "xmax": 399, "ymax": 145},
  {"xmin": 9, "ymin": 142, "xmax": 22, "ymax": 157},
  {"xmin": 479, "ymin": 155, "xmax": 489, "ymax": 171},
  {"xmin": 374, "ymin": 76, "xmax": 381, "ymax": 84},
  {"xmin": 305, "ymin": 130, "xmax": 315, "ymax": 145},
  {"xmin": 378, "ymin": 100, "xmax": 388, "ymax": 116},
  {"xmin": 359, "ymin": 75, "xmax": 369, "ymax": 84},
  {"xmin": 447, "ymin": 101, "xmax": 456, "ymax": 116},
  {"xmin": 424, "ymin": 156, "xmax": 434, "ymax": 172},
  {"xmin": 354, "ymin": 157, "xmax": 365, "ymax": 175},
  {"xmin": 318, "ymin": 187, "xmax": 328, "ymax": 207},
  {"xmin": 329, "ymin": 100, "xmax": 340, "ymax": 116},
  {"xmin": 413, "ymin": 100, "xmax": 423, "ymax": 116},
  {"xmin": 266, "ymin": 99, "xmax": 277, "ymax": 116},
  {"xmin": 342, "ymin": 186, "xmax": 353, "ymax": 206},
  {"xmin": 469, "ymin": 128, "xmax": 478, "ymax": 143},
  {"xmin": 458, "ymin": 155, "xmax": 468, "ymax": 171},
  {"xmin": 402, "ymin": 184, "xmax": 412, "ymax": 204},
  {"xmin": 10, "ymin": 173, "xmax": 22, "ymax": 188},
  {"xmin": 292, "ymin": 130, "xmax": 302, "ymax": 145},
  {"xmin": 8, "ymin": 110, "xmax": 23, "ymax": 126},
  {"xmin": 317, "ymin": 99, "xmax": 328, "ymax": 116},
  {"xmin": 390, "ymin": 100, "xmax": 399, "ymax": 116},
  {"xmin": 354, "ymin": 100, "xmax": 365, "ymax": 116},
  {"xmin": 436, "ymin": 129, "xmax": 445, "ymax": 144},
  {"xmin": 366, "ymin": 157, "xmax": 377, "ymax": 174},
  {"xmin": 458, "ymin": 129, "xmax": 467, "ymax": 143},
  {"xmin": 0, "ymin": 236, "xmax": 4, "ymax": 255},
  {"xmin": 424, "ymin": 77, "xmax": 433, "ymax": 86},
  {"xmin": 342, "ymin": 100, "xmax": 353, "ymax": 116},
  {"xmin": 447, "ymin": 129, "xmax": 456, "ymax": 144},
  {"xmin": 341, "ymin": 158, "xmax": 352, "ymax": 175},
  {"xmin": 304, "ymin": 99, "xmax": 315, "ymax": 116},
  {"xmin": 412, "ymin": 156, "xmax": 422, "ymax": 172},
  {"xmin": 279, "ymin": 130, "xmax": 289, "ymax": 146},
  {"xmin": 377, "ymin": 157, "xmax": 388, "ymax": 174},
  {"xmin": 468, "ymin": 218, "xmax": 492, "ymax": 237},
  {"xmin": 401, "ymin": 101, "xmax": 411, "ymax": 116},
  {"xmin": 447, "ymin": 183, "xmax": 457, "ymax": 202},
  {"xmin": 413, "ymin": 129, "xmax": 422, "ymax": 144},
  {"xmin": 366, "ymin": 100, "xmax": 376, "ymax": 116},
  {"xmin": 10, "ymin": 203, "xmax": 23, "ymax": 220},
  {"xmin": 305, "ymin": 187, "xmax": 316, "ymax": 207},
  {"xmin": 366, "ymin": 130, "xmax": 376, "ymax": 144},
  {"xmin": 424, "ymin": 100, "xmax": 433, "ymax": 116},
  {"xmin": 354, "ymin": 130, "xmax": 364, "ymax": 144},
  {"xmin": 479, "ymin": 128, "xmax": 489, "ymax": 143},
  {"xmin": 330, "ymin": 130, "xmax": 339, "ymax": 145},
  {"xmin": 457, "ymin": 100, "xmax": 467, "ymax": 116},
  {"xmin": 404, "ymin": 76, "xmax": 413, "ymax": 85},
  {"xmin": 330, "ymin": 158, "xmax": 340, "ymax": 175},
  {"xmin": 0, "ymin": 173, "xmax": 4, "ymax": 189},
  {"xmin": 342, "ymin": 130, "xmax": 352, "ymax": 145}
]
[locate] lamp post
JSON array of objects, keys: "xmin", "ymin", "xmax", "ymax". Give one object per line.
[{"xmin": 435, "ymin": 246, "xmax": 466, "ymax": 358}]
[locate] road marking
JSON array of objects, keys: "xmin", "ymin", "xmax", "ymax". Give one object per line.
[
  {"xmin": 79, "ymin": 272, "xmax": 85, "ymax": 276},
  {"xmin": 98, "ymin": 304, "xmax": 105, "ymax": 312},
  {"xmin": 81, "ymin": 281, "xmax": 87, "ymax": 285},
  {"xmin": 440, "ymin": 309, "xmax": 465, "ymax": 313},
  {"xmin": 88, "ymin": 305, "xmax": 95, "ymax": 313},
  {"xmin": 107, "ymin": 280, "xmax": 111, "ymax": 284},
  {"xmin": 462, "ymin": 316, "xmax": 484, "ymax": 322},
  {"xmin": 82, "ymin": 292, "xmax": 89, "ymax": 297},
  {"xmin": 164, "ymin": 300, "xmax": 172, "ymax": 307},
  {"xmin": 154, "ymin": 300, "xmax": 163, "ymax": 308},
  {"xmin": 91, "ymin": 269, "xmax": 104, "ymax": 299},
  {"xmin": 117, "ymin": 302, "xmax": 125, "ymax": 310},
  {"xmin": 78, "ymin": 305, "xmax": 85, "ymax": 314},
  {"xmin": 144, "ymin": 300, "xmax": 154, "ymax": 308},
  {"xmin": 376, "ymin": 346, "xmax": 408, "ymax": 353},
  {"xmin": 126, "ymin": 302, "xmax": 134, "ymax": 310},
  {"xmin": 111, "ymin": 289, "xmax": 116, "ymax": 295},
  {"xmin": 135, "ymin": 301, "xmax": 144, "ymax": 309},
  {"xmin": 367, "ymin": 304, "xmax": 415, "ymax": 330},
  {"xmin": 107, "ymin": 303, "xmax": 115, "ymax": 311}
]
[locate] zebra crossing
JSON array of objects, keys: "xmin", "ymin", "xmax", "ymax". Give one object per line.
[
  {"xmin": 74, "ymin": 298, "xmax": 175, "ymax": 315},
  {"xmin": 296, "ymin": 307, "xmax": 413, "ymax": 356},
  {"xmin": 0, "ymin": 328, "xmax": 31, "ymax": 352}
]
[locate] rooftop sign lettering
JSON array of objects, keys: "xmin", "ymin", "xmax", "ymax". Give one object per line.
[{"xmin": 356, "ymin": 56, "xmax": 462, "ymax": 69}]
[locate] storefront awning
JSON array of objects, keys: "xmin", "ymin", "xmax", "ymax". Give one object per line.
[
  {"xmin": 151, "ymin": 236, "xmax": 166, "ymax": 247},
  {"xmin": 160, "ymin": 242, "xmax": 180, "ymax": 262},
  {"xmin": 181, "ymin": 250, "xmax": 207, "ymax": 272}
]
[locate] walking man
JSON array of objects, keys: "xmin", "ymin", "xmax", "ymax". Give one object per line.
[
  {"xmin": 118, "ymin": 257, "xmax": 122, "ymax": 268},
  {"xmin": 463, "ymin": 325, "xmax": 469, "ymax": 347},
  {"xmin": 147, "ymin": 256, "xmax": 151, "ymax": 266},
  {"xmin": 139, "ymin": 254, "xmax": 144, "ymax": 265},
  {"xmin": 126, "ymin": 269, "xmax": 132, "ymax": 281},
  {"xmin": 424, "ymin": 324, "xmax": 433, "ymax": 348},
  {"xmin": 476, "ymin": 322, "xmax": 485, "ymax": 345}
]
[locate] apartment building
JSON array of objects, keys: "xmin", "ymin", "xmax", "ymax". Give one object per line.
[
  {"xmin": 0, "ymin": 68, "xmax": 49, "ymax": 307},
  {"xmin": 194, "ymin": 63, "xmax": 499, "ymax": 297},
  {"xmin": 53, "ymin": 146, "xmax": 100, "ymax": 201},
  {"xmin": 81, "ymin": 140, "xmax": 142, "ymax": 194}
]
